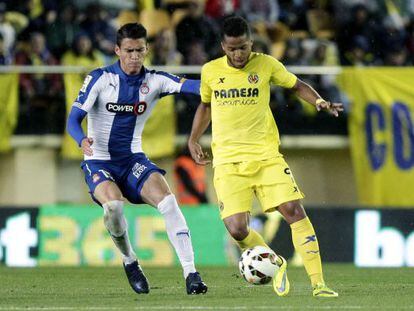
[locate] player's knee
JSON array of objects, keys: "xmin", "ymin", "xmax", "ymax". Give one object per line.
[
  {"xmin": 227, "ymin": 224, "xmax": 249, "ymax": 241},
  {"xmin": 104, "ymin": 200, "xmax": 124, "ymax": 216},
  {"xmin": 157, "ymin": 193, "xmax": 179, "ymax": 214},
  {"xmin": 103, "ymin": 200, "xmax": 127, "ymax": 236},
  {"xmin": 278, "ymin": 201, "xmax": 306, "ymax": 224},
  {"xmin": 94, "ymin": 181, "xmax": 123, "ymax": 204}
]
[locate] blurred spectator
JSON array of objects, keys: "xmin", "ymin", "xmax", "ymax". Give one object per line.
[
  {"xmin": 240, "ymin": 0, "xmax": 282, "ymax": 43},
  {"xmin": 332, "ymin": 0, "xmax": 379, "ymax": 24},
  {"xmin": 336, "ymin": 4, "xmax": 380, "ymax": 64},
  {"xmin": 205, "ymin": 0, "xmax": 239, "ymax": 20},
  {"xmin": 377, "ymin": 16, "xmax": 407, "ymax": 63},
  {"xmin": 286, "ymin": 0, "xmax": 314, "ymax": 31},
  {"xmin": 252, "ymin": 34, "xmax": 271, "ymax": 54},
  {"xmin": 149, "ymin": 28, "xmax": 183, "ymax": 66},
  {"xmin": 0, "ymin": 33, "xmax": 12, "ymax": 64},
  {"xmin": 184, "ymin": 40, "xmax": 208, "ymax": 65},
  {"xmin": 282, "ymin": 39, "xmax": 307, "ymax": 65},
  {"xmin": 342, "ymin": 35, "xmax": 376, "ymax": 66},
  {"xmin": 174, "ymin": 147, "xmax": 208, "ymax": 205},
  {"xmin": 240, "ymin": 0, "xmax": 279, "ymax": 26},
  {"xmin": 175, "ymin": 0, "xmax": 220, "ymax": 60},
  {"xmin": 0, "ymin": 3, "xmax": 16, "ymax": 56},
  {"xmin": 19, "ymin": 1, "xmax": 58, "ymax": 38},
  {"xmin": 406, "ymin": 20, "xmax": 414, "ymax": 63},
  {"xmin": 384, "ymin": 47, "xmax": 411, "ymax": 66},
  {"xmin": 79, "ymin": 4, "xmax": 117, "ymax": 57},
  {"xmin": 14, "ymin": 32, "xmax": 63, "ymax": 133},
  {"xmin": 46, "ymin": 5, "xmax": 81, "ymax": 59},
  {"xmin": 61, "ymin": 32, "xmax": 104, "ymax": 68}
]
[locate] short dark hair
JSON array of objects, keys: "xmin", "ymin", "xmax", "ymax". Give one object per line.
[
  {"xmin": 221, "ymin": 16, "xmax": 251, "ymax": 40},
  {"xmin": 117, "ymin": 23, "xmax": 147, "ymax": 46}
]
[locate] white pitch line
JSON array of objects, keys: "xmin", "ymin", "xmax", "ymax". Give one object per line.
[{"xmin": 0, "ymin": 306, "xmax": 413, "ymax": 311}]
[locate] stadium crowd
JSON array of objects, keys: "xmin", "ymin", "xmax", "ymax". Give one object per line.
[{"xmin": 1, "ymin": 0, "xmax": 413, "ymax": 135}]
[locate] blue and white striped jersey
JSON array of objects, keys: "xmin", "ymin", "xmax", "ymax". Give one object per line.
[{"xmin": 72, "ymin": 61, "xmax": 192, "ymax": 161}]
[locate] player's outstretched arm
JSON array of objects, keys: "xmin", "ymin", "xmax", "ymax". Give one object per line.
[
  {"xmin": 67, "ymin": 106, "xmax": 93, "ymax": 156},
  {"xmin": 291, "ymin": 79, "xmax": 344, "ymax": 117},
  {"xmin": 180, "ymin": 79, "xmax": 201, "ymax": 96},
  {"xmin": 188, "ymin": 102, "xmax": 211, "ymax": 165}
]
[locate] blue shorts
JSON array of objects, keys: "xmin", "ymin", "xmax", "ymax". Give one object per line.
[{"xmin": 81, "ymin": 153, "xmax": 165, "ymax": 205}]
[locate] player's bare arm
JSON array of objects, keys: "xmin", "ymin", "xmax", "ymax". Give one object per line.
[
  {"xmin": 291, "ymin": 79, "xmax": 344, "ymax": 117},
  {"xmin": 188, "ymin": 102, "xmax": 212, "ymax": 165}
]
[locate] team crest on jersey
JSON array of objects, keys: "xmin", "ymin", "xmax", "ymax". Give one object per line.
[
  {"xmin": 140, "ymin": 82, "xmax": 149, "ymax": 94},
  {"xmin": 248, "ymin": 73, "xmax": 259, "ymax": 84}
]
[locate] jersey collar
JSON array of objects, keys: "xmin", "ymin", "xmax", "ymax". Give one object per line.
[{"xmin": 223, "ymin": 53, "xmax": 254, "ymax": 70}]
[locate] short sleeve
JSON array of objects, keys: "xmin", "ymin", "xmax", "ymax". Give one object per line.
[
  {"xmin": 200, "ymin": 64, "xmax": 212, "ymax": 103},
  {"xmin": 73, "ymin": 68, "xmax": 104, "ymax": 112},
  {"xmin": 268, "ymin": 56, "xmax": 297, "ymax": 88},
  {"xmin": 156, "ymin": 71, "xmax": 183, "ymax": 97}
]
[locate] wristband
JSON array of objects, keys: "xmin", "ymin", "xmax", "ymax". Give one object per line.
[{"xmin": 315, "ymin": 98, "xmax": 326, "ymax": 105}]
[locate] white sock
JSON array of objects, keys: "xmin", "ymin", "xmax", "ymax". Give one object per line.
[
  {"xmin": 158, "ymin": 194, "xmax": 196, "ymax": 278},
  {"xmin": 103, "ymin": 200, "xmax": 136, "ymax": 264}
]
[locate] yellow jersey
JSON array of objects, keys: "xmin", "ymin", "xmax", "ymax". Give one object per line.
[{"xmin": 200, "ymin": 52, "xmax": 297, "ymax": 166}]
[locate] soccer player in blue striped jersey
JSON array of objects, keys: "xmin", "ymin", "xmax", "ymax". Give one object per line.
[{"xmin": 67, "ymin": 23, "xmax": 207, "ymax": 295}]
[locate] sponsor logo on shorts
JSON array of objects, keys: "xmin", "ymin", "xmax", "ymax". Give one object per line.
[
  {"xmin": 284, "ymin": 168, "xmax": 291, "ymax": 175},
  {"xmin": 132, "ymin": 163, "xmax": 147, "ymax": 179},
  {"xmin": 92, "ymin": 173, "xmax": 100, "ymax": 183}
]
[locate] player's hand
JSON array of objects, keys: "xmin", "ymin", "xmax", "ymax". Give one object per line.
[
  {"xmin": 188, "ymin": 140, "xmax": 211, "ymax": 165},
  {"xmin": 81, "ymin": 137, "xmax": 94, "ymax": 156},
  {"xmin": 316, "ymin": 100, "xmax": 344, "ymax": 117}
]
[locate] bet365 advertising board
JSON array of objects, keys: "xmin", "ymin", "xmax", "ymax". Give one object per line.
[{"xmin": 0, "ymin": 205, "xmax": 413, "ymax": 267}]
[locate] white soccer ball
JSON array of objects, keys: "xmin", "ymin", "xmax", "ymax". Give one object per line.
[{"xmin": 239, "ymin": 246, "xmax": 279, "ymax": 285}]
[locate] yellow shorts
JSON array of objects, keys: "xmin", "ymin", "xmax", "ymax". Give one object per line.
[{"xmin": 213, "ymin": 157, "xmax": 305, "ymax": 219}]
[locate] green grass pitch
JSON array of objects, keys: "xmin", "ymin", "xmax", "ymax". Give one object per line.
[{"xmin": 0, "ymin": 264, "xmax": 413, "ymax": 310}]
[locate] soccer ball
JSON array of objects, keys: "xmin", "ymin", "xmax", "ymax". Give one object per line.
[{"xmin": 239, "ymin": 246, "xmax": 279, "ymax": 285}]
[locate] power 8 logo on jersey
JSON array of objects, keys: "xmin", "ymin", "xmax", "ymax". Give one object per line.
[{"xmin": 106, "ymin": 102, "xmax": 147, "ymax": 115}]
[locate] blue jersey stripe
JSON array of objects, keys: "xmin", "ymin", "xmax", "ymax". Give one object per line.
[
  {"xmin": 108, "ymin": 71, "xmax": 144, "ymax": 160},
  {"xmin": 155, "ymin": 71, "xmax": 181, "ymax": 83}
]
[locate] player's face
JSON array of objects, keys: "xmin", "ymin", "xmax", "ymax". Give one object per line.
[
  {"xmin": 116, "ymin": 38, "xmax": 148, "ymax": 75},
  {"xmin": 221, "ymin": 34, "xmax": 252, "ymax": 69}
]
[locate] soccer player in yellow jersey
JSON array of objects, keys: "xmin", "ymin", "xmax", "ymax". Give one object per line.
[{"xmin": 188, "ymin": 16, "xmax": 343, "ymax": 298}]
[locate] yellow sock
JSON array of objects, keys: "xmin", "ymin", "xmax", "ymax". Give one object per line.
[
  {"xmin": 290, "ymin": 217, "xmax": 324, "ymax": 287},
  {"xmin": 236, "ymin": 229, "xmax": 268, "ymax": 250}
]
